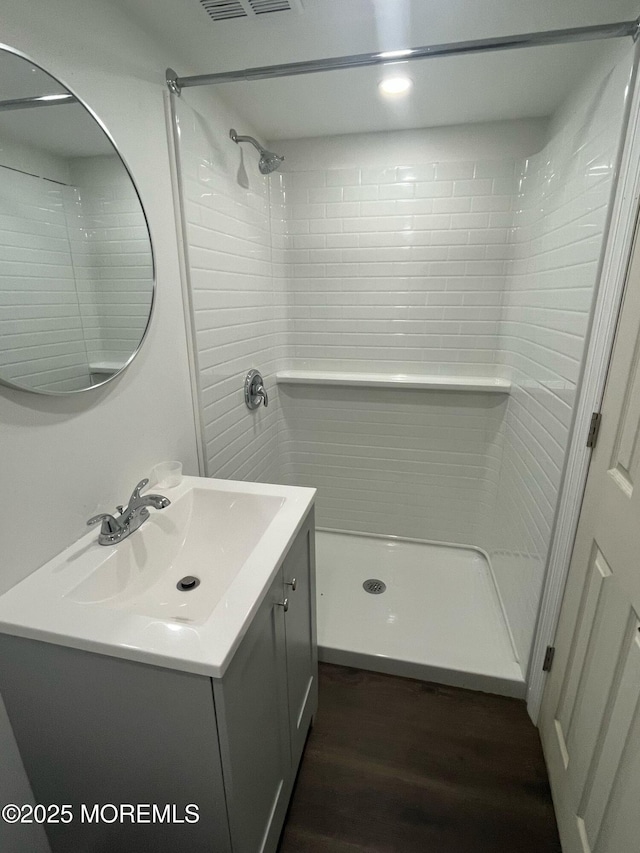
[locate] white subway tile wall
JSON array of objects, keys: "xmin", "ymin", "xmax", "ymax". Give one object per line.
[
  {"xmin": 275, "ymin": 149, "xmax": 519, "ymax": 543},
  {"xmin": 487, "ymin": 48, "xmax": 633, "ymax": 665},
  {"xmin": 174, "ymin": 94, "xmax": 286, "ymax": 482},
  {"xmin": 0, "ymin": 168, "xmax": 91, "ymax": 392},
  {"xmin": 0, "ymin": 155, "xmax": 153, "ymax": 392},
  {"xmin": 66, "ymin": 157, "xmax": 153, "ymax": 368},
  {"xmin": 279, "ymin": 385, "xmax": 506, "ymax": 544},
  {"xmin": 281, "ymin": 158, "xmax": 516, "ymax": 375}
]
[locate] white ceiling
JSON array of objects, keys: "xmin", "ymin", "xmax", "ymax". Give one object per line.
[
  {"xmin": 205, "ymin": 42, "xmax": 612, "ymax": 140},
  {"xmin": 119, "ymin": 0, "xmax": 640, "ymax": 138}
]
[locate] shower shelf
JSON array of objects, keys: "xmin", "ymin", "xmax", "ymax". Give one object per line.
[
  {"xmin": 276, "ymin": 370, "xmax": 511, "ymax": 394},
  {"xmin": 88, "ymin": 360, "xmax": 125, "ymax": 375}
]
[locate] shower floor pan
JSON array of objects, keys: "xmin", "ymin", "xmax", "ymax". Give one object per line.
[{"xmin": 316, "ymin": 530, "xmax": 525, "ymax": 698}]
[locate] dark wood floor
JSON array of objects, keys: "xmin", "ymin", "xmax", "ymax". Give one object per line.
[{"xmin": 279, "ymin": 663, "xmax": 561, "ymax": 853}]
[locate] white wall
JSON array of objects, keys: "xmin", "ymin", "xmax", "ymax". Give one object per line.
[
  {"xmin": 0, "ymin": 2, "xmax": 200, "ymax": 849},
  {"xmin": 173, "ymin": 89, "xmax": 286, "ymax": 483},
  {"xmin": 488, "ymin": 43, "xmax": 634, "ymax": 665}
]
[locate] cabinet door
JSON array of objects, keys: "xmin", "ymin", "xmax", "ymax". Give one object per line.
[
  {"xmin": 0, "ymin": 636, "xmax": 231, "ymax": 853},
  {"xmin": 283, "ymin": 511, "xmax": 318, "ymax": 770},
  {"xmin": 214, "ymin": 568, "xmax": 291, "ymax": 853}
]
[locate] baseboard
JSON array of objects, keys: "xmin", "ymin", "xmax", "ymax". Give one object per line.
[{"xmin": 318, "ymin": 645, "xmax": 526, "ymax": 699}]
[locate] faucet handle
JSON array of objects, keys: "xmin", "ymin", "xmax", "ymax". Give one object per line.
[
  {"xmin": 131, "ymin": 479, "xmax": 149, "ymax": 499},
  {"xmin": 87, "ymin": 513, "xmax": 121, "ymax": 534},
  {"xmin": 126, "ymin": 479, "xmax": 150, "ymax": 509},
  {"xmin": 256, "ymin": 383, "xmax": 268, "ymax": 407}
]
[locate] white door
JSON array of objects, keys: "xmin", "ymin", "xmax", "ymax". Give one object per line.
[{"xmin": 539, "ymin": 223, "xmax": 640, "ymax": 853}]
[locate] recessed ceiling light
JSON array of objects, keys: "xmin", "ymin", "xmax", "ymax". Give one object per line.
[{"xmin": 378, "ymin": 76, "xmax": 413, "ymax": 96}]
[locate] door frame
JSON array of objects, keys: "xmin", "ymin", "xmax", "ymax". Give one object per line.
[{"xmin": 527, "ymin": 41, "xmax": 640, "ymax": 722}]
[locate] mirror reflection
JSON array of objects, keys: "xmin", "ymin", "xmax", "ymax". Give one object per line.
[{"xmin": 0, "ymin": 49, "xmax": 154, "ymax": 394}]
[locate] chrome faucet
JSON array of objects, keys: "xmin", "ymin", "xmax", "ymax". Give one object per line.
[{"xmin": 87, "ymin": 478, "xmax": 171, "ymax": 546}]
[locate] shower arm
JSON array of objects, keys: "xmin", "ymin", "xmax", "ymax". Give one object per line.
[{"xmin": 229, "ymin": 129, "xmax": 266, "ymax": 156}]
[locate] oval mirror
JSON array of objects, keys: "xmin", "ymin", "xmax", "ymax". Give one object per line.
[{"xmin": 0, "ymin": 47, "xmax": 154, "ymax": 394}]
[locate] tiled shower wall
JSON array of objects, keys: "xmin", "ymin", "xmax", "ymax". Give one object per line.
[
  {"xmin": 278, "ymin": 384, "xmax": 507, "ymax": 544},
  {"xmin": 0, "ymin": 137, "xmax": 93, "ymax": 392},
  {"xmin": 277, "ymin": 157, "xmax": 517, "ymax": 375},
  {"xmin": 0, "ymin": 146, "xmax": 153, "ymax": 391},
  {"xmin": 488, "ymin": 44, "xmax": 634, "ymax": 664},
  {"xmin": 0, "ymin": 167, "xmax": 91, "ymax": 392},
  {"xmin": 274, "ymin": 125, "xmax": 541, "ymax": 544},
  {"xmin": 173, "ymin": 90, "xmax": 286, "ymax": 482},
  {"xmin": 66, "ymin": 157, "xmax": 153, "ymax": 368}
]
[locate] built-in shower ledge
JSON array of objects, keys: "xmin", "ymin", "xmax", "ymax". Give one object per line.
[
  {"xmin": 276, "ymin": 370, "xmax": 511, "ymax": 393},
  {"xmin": 88, "ymin": 360, "xmax": 125, "ymax": 375}
]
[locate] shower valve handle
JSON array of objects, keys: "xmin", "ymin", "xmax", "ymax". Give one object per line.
[{"xmin": 245, "ymin": 368, "xmax": 268, "ymax": 410}]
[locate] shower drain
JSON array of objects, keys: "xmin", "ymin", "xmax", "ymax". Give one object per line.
[{"xmin": 363, "ymin": 579, "xmax": 386, "ymax": 594}]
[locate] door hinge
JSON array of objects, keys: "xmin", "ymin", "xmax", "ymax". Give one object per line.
[
  {"xmin": 542, "ymin": 645, "xmax": 556, "ymax": 672},
  {"xmin": 586, "ymin": 412, "xmax": 602, "ymax": 449}
]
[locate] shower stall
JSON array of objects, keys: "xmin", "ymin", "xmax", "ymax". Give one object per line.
[{"xmin": 167, "ymin": 24, "xmax": 637, "ymax": 701}]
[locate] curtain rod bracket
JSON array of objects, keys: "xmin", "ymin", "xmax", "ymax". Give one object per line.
[{"xmin": 166, "ymin": 68, "xmax": 182, "ymax": 96}]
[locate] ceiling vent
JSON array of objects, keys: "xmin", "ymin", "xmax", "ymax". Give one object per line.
[{"xmin": 200, "ymin": 0, "xmax": 303, "ymax": 22}]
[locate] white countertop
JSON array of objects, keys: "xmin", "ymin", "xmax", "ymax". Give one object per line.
[{"xmin": 0, "ymin": 476, "xmax": 316, "ymax": 679}]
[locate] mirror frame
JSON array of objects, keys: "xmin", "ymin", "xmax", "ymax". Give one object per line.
[{"xmin": 0, "ymin": 42, "xmax": 156, "ymax": 396}]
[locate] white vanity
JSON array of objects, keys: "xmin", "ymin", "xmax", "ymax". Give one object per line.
[{"xmin": 0, "ymin": 476, "xmax": 317, "ymax": 853}]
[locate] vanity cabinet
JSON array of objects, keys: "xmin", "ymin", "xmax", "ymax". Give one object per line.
[{"xmin": 0, "ymin": 510, "xmax": 316, "ymax": 853}]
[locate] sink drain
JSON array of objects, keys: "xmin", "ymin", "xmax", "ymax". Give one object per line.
[
  {"xmin": 363, "ymin": 579, "xmax": 386, "ymax": 594},
  {"xmin": 177, "ymin": 576, "xmax": 200, "ymax": 591}
]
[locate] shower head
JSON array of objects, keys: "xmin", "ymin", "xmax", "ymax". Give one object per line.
[
  {"xmin": 229, "ymin": 128, "xmax": 284, "ymax": 175},
  {"xmin": 258, "ymin": 149, "xmax": 285, "ymax": 175}
]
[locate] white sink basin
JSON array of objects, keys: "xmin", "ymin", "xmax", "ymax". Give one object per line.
[
  {"xmin": 0, "ymin": 477, "xmax": 315, "ymax": 677},
  {"xmin": 67, "ymin": 487, "xmax": 286, "ymax": 623}
]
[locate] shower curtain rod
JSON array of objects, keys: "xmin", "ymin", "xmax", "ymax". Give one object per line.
[
  {"xmin": 0, "ymin": 94, "xmax": 78, "ymax": 111},
  {"xmin": 166, "ymin": 18, "xmax": 639, "ymax": 93}
]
